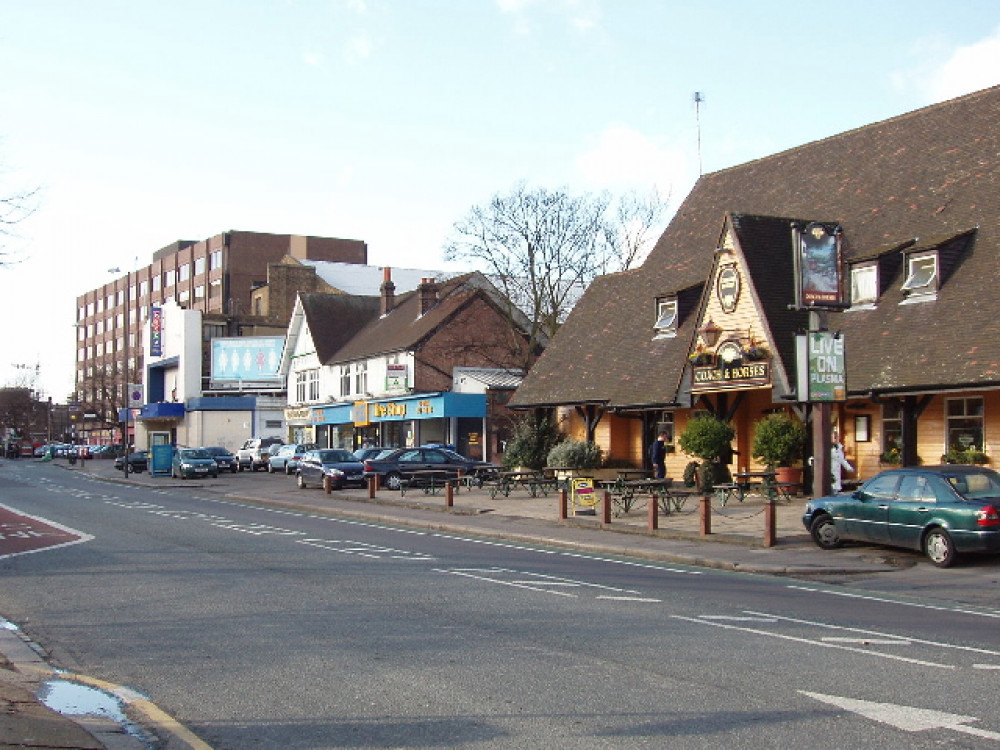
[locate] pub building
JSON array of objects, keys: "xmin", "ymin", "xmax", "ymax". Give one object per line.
[{"xmin": 510, "ymin": 85, "xmax": 1000, "ymax": 492}]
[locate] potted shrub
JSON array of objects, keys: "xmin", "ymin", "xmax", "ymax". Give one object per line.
[
  {"xmin": 546, "ymin": 439, "xmax": 603, "ymax": 475},
  {"xmin": 678, "ymin": 414, "xmax": 735, "ymax": 492},
  {"xmin": 751, "ymin": 412, "xmax": 807, "ymax": 486}
]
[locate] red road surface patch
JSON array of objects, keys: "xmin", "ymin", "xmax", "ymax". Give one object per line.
[{"xmin": 0, "ymin": 503, "xmax": 92, "ymax": 558}]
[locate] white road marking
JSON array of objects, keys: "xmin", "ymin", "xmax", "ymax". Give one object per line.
[
  {"xmin": 673, "ymin": 614, "xmax": 954, "ymax": 669},
  {"xmin": 801, "ymin": 690, "xmax": 1000, "ymax": 739},
  {"xmin": 821, "ymin": 637, "xmax": 911, "ymax": 646},
  {"xmin": 786, "ymin": 585, "xmax": 1000, "ymax": 619},
  {"xmin": 700, "ymin": 615, "xmax": 777, "ymax": 622}
]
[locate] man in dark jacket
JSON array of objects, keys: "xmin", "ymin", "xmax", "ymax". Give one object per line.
[{"xmin": 650, "ymin": 431, "xmax": 668, "ymax": 479}]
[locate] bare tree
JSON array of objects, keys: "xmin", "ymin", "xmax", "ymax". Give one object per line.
[
  {"xmin": 444, "ymin": 183, "xmax": 668, "ymax": 359},
  {"xmin": 1, "ymin": 181, "xmax": 38, "ymax": 266}
]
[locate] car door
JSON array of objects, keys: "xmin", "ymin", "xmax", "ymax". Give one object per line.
[
  {"xmin": 887, "ymin": 472, "xmax": 936, "ymax": 549},
  {"xmin": 396, "ymin": 449, "xmax": 426, "ymax": 478},
  {"xmin": 846, "ymin": 472, "xmax": 899, "ymax": 542}
]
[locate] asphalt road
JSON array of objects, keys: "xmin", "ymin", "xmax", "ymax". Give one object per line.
[{"xmin": 2, "ymin": 460, "xmax": 1000, "ymax": 749}]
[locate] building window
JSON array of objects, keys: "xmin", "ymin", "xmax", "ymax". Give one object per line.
[
  {"xmin": 295, "ymin": 371, "xmax": 307, "ymax": 403},
  {"xmin": 882, "ymin": 401, "xmax": 902, "ymax": 462},
  {"xmin": 152, "ymin": 275, "xmax": 161, "ymax": 292},
  {"xmin": 307, "ymin": 369, "xmax": 319, "ymax": 401},
  {"xmin": 164, "ymin": 271, "xmax": 174, "ymax": 287},
  {"xmin": 946, "ymin": 397, "xmax": 984, "ymax": 454},
  {"xmin": 210, "ymin": 250, "xmax": 222, "ymax": 270},
  {"xmin": 179, "ymin": 264, "xmax": 191, "ymax": 282},
  {"xmin": 653, "ymin": 299, "xmax": 678, "ymax": 337},
  {"xmin": 340, "ymin": 365, "xmax": 352, "ymax": 397},
  {"xmin": 194, "ymin": 257, "xmax": 206, "ymax": 275},
  {"xmin": 194, "ymin": 285, "xmax": 205, "ymax": 300},
  {"xmin": 355, "ymin": 362, "xmax": 368, "ymax": 394},
  {"xmin": 850, "ymin": 265, "xmax": 877, "ymax": 306},
  {"xmin": 901, "ymin": 253, "xmax": 937, "ymax": 300}
]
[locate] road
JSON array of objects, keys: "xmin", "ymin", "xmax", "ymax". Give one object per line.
[{"xmin": 2, "ymin": 460, "xmax": 999, "ymax": 749}]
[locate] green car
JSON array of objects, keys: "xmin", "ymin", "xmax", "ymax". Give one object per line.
[
  {"xmin": 171, "ymin": 448, "xmax": 220, "ymax": 480},
  {"xmin": 803, "ymin": 465, "xmax": 1000, "ymax": 567}
]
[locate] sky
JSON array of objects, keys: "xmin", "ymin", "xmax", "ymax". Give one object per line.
[{"xmin": 1, "ymin": 0, "xmax": 999, "ymax": 402}]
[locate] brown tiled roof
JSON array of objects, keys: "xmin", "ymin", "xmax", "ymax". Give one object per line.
[
  {"xmin": 299, "ymin": 294, "xmax": 381, "ymax": 363},
  {"xmin": 512, "ymin": 84, "xmax": 1000, "ymax": 408},
  {"xmin": 327, "ymin": 273, "xmax": 496, "ymax": 364}
]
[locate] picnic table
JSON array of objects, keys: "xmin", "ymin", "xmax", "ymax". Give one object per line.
[
  {"xmin": 598, "ymin": 477, "xmax": 693, "ymax": 516},
  {"xmin": 482, "ymin": 470, "xmax": 560, "ymax": 499},
  {"xmin": 398, "ymin": 469, "xmax": 452, "ymax": 496},
  {"xmin": 714, "ymin": 470, "xmax": 794, "ymax": 505}
]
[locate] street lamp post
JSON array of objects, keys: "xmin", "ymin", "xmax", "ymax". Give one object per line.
[{"xmin": 109, "ymin": 267, "xmax": 131, "ymax": 475}]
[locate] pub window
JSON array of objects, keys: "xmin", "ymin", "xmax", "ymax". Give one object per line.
[
  {"xmin": 946, "ymin": 396, "xmax": 984, "ymax": 454},
  {"xmin": 850, "ymin": 265, "xmax": 877, "ymax": 306},
  {"xmin": 882, "ymin": 401, "xmax": 902, "ymax": 461},
  {"xmin": 340, "ymin": 365, "xmax": 352, "ymax": 397},
  {"xmin": 900, "ymin": 253, "xmax": 937, "ymax": 300},
  {"xmin": 653, "ymin": 299, "xmax": 678, "ymax": 337}
]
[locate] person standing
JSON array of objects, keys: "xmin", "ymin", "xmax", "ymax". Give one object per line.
[
  {"xmin": 831, "ymin": 431, "xmax": 854, "ymax": 492},
  {"xmin": 650, "ymin": 431, "xmax": 668, "ymax": 479}
]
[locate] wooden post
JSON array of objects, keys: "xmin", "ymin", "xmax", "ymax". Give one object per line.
[
  {"xmin": 368, "ymin": 476, "xmax": 376, "ymax": 499},
  {"xmin": 764, "ymin": 498, "xmax": 776, "ymax": 547},
  {"xmin": 445, "ymin": 480, "xmax": 454, "ymax": 508},
  {"xmin": 648, "ymin": 491, "xmax": 659, "ymax": 531},
  {"xmin": 559, "ymin": 488, "xmax": 568, "ymax": 519},
  {"xmin": 324, "ymin": 475, "xmax": 332, "ymax": 494},
  {"xmin": 700, "ymin": 494, "xmax": 712, "ymax": 536},
  {"xmin": 602, "ymin": 490, "xmax": 612, "ymax": 524}
]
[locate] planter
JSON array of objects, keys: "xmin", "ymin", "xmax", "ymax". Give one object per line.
[{"xmin": 774, "ymin": 465, "xmax": 802, "ymax": 492}]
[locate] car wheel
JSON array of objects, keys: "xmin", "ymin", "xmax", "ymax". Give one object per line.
[
  {"xmin": 297, "ymin": 474, "xmax": 307, "ymax": 489},
  {"xmin": 809, "ymin": 514, "xmax": 843, "ymax": 550},
  {"xmin": 923, "ymin": 528, "xmax": 957, "ymax": 568},
  {"xmin": 231, "ymin": 465, "xmax": 238, "ymax": 473},
  {"xmin": 385, "ymin": 471, "xmax": 402, "ymax": 491}
]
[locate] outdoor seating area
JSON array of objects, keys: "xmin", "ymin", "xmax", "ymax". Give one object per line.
[{"xmin": 714, "ymin": 470, "xmax": 797, "ymax": 506}]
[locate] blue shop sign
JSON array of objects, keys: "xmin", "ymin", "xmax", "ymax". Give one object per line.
[{"xmin": 314, "ymin": 393, "xmax": 486, "ymax": 425}]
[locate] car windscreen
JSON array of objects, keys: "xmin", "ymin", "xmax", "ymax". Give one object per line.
[
  {"xmin": 181, "ymin": 449, "xmax": 210, "ymax": 459},
  {"xmin": 321, "ymin": 450, "xmax": 355, "ymax": 462}
]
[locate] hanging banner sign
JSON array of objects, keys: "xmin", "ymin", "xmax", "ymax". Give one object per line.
[
  {"xmin": 793, "ymin": 222, "xmax": 843, "ymax": 307},
  {"xmin": 149, "ymin": 306, "xmax": 163, "ymax": 357},
  {"xmin": 796, "ymin": 332, "xmax": 847, "ymax": 402}
]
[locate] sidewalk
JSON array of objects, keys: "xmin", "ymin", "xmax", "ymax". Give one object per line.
[{"xmin": 1, "ymin": 459, "xmax": 905, "ymax": 749}]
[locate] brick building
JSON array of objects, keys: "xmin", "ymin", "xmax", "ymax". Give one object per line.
[{"xmin": 75, "ymin": 230, "xmax": 366, "ymax": 443}]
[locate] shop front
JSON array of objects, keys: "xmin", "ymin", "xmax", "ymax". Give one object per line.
[{"xmin": 313, "ymin": 392, "xmax": 488, "ymax": 457}]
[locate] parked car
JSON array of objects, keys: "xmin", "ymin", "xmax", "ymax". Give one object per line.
[
  {"xmin": 236, "ymin": 437, "xmax": 284, "ymax": 472},
  {"xmin": 296, "ymin": 449, "xmax": 365, "ymax": 489},
  {"xmin": 268, "ymin": 443, "xmax": 317, "ymax": 474},
  {"xmin": 362, "ymin": 446, "xmax": 498, "ymax": 491},
  {"xmin": 353, "ymin": 446, "xmax": 392, "ymax": 462},
  {"xmin": 201, "ymin": 446, "xmax": 238, "ymax": 473},
  {"xmin": 114, "ymin": 450, "xmax": 149, "ymax": 473},
  {"xmin": 803, "ymin": 465, "xmax": 1000, "ymax": 567},
  {"xmin": 171, "ymin": 448, "xmax": 220, "ymax": 479}
]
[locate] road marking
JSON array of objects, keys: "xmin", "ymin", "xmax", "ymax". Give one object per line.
[
  {"xmin": 745, "ymin": 610, "xmax": 1000, "ymax": 657},
  {"xmin": 801, "ymin": 690, "xmax": 1000, "ymax": 739},
  {"xmin": 972, "ymin": 664, "xmax": 1000, "ymax": 670},
  {"xmin": 700, "ymin": 615, "xmax": 777, "ymax": 622},
  {"xmin": 297, "ymin": 538, "xmax": 435, "ymax": 560},
  {"xmin": 820, "ymin": 637, "xmax": 911, "ymax": 646},
  {"xmin": 787, "ymin": 585, "xmax": 1000, "ymax": 619},
  {"xmin": 436, "ymin": 567, "xmax": 654, "ymax": 600},
  {"xmin": 673, "ymin": 615, "xmax": 954, "ymax": 669},
  {"xmin": 0, "ymin": 503, "xmax": 94, "ymax": 559}
]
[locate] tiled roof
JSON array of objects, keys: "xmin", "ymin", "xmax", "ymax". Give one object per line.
[
  {"xmin": 512, "ymin": 84, "xmax": 1000, "ymax": 409},
  {"xmin": 299, "ymin": 294, "xmax": 381, "ymax": 363}
]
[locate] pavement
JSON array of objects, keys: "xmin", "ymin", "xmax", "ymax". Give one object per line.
[{"xmin": 0, "ymin": 457, "xmax": 923, "ymax": 749}]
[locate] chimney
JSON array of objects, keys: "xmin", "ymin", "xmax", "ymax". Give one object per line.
[
  {"xmin": 419, "ymin": 277, "xmax": 438, "ymax": 316},
  {"xmin": 380, "ymin": 267, "xmax": 395, "ymax": 315}
]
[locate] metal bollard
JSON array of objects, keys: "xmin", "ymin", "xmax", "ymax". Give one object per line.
[{"xmin": 700, "ymin": 494, "xmax": 712, "ymax": 536}]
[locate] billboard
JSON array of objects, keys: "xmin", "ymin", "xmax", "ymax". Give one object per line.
[
  {"xmin": 210, "ymin": 337, "xmax": 285, "ymax": 384},
  {"xmin": 793, "ymin": 222, "xmax": 843, "ymax": 307}
]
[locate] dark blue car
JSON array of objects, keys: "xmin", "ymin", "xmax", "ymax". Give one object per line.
[{"xmin": 296, "ymin": 449, "xmax": 365, "ymax": 489}]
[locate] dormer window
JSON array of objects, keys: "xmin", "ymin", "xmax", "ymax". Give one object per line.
[
  {"xmin": 654, "ymin": 299, "xmax": 678, "ymax": 337},
  {"xmin": 901, "ymin": 253, "xmax": 938, "ymax": 301},
  {"xmin": 850, "ymin": 264, "xmax": 878, "ymax": 307}
]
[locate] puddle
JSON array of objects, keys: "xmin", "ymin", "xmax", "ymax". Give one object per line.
[{"xmin": 38, "ymin": 678, "xmax": 154, "ymax": 746}]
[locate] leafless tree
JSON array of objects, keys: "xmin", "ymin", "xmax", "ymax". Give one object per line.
[
  {"xmin": 444, "ymin": 183, "xmax": 668, "ymax": 359},
  {"xmin": 1, "ymin": 179, "xmax": 38, "ymax": 266}
]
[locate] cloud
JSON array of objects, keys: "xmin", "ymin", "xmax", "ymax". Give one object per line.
[
  {"xmin": 910, "ymin": 26, "xmax": 1000, "ymax": 102},
  {"xmin": 575, "ymin": 123, "xmax": 689, "ymax": 198},
  {"xmin": 496, "ymin": 0, "xmax": 602, "ymax": 36}
]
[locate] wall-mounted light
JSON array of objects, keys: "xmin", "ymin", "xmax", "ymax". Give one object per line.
[{"xmin": 698, "ymin": 319, "xmax": 724, "ymax": 347}]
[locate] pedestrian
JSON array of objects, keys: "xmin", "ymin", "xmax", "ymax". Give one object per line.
[
  {"xmin": 650, "ymin": 431, "xmax": 668, "ymax": 479},
  {"xmin": 831, "ymin": 431, "xmax": 854, "ymax": 492}
]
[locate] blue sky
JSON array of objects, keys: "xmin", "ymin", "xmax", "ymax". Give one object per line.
[{"xmin": 2, "ymin": 0, "xmax": 999, "ymax": 401}]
